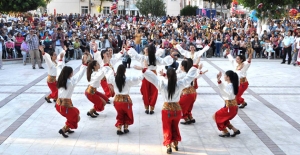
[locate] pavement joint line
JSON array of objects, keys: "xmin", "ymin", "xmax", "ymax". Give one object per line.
[
  {"xmin": 0, "ymin": 65, "xmax": 81, "ymax": 145},
  {"xmin": 202, "ymin": 58, "xmax": 286, "ymax": 155},
  {"xmin": 0, "ymin": 72, "xmax": 48, "ymax": 108}
]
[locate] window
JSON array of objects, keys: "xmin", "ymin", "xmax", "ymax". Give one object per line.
[
  {"xmin": 103, "ymin": 7, "xmax": 110, "ymax": 14},
  {"xmin": 81, "ymin": 6, "xmax": 88, "ymax": 14}
]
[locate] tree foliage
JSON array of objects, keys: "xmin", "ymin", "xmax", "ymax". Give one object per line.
[
  {"xmin": 238, "ymin": 0, "xmax": 299, "ymax": 19},
  {"xmin": 0, "ymin": 0, "xmax": 46, "ymax": 13},
  {"xmin": 180, "ymin": 5, "xmax": 198, "ymax": 16},
  {"xmin": 136, "ymin": 0, "xmax": 166, "ymax": 16}
]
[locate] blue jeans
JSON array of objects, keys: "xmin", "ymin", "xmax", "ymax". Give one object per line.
[
  {"xmin": 135, "ymin": 44, "xmax": 141, "ymax": 54},
  {"xmin": 21, "ymin": 51, "xmax": 27, "ymax": 63},
  {"xmin": 215, "ymin": 43, "xmax": 222, "ymax": 56},
  {"xmin": 0, "ymin": 50, "xmax": 2, "ymax": 68}
]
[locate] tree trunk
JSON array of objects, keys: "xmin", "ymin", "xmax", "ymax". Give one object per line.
[{"xmin": 100, "ymin": 0, "xmax": 103, "ymax": 14}]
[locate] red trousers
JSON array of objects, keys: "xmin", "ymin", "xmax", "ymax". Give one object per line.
[
  {"xmin": 215, "ymin": 106, "xmax": 238, "ymax": 131},
  {"xmin": 179, "ymin": 93, "xmax": 197, "ymax": 119},
  {"xmin": 55, "ymin": 104, "xmax": 80, "ymax": 129},
  {"xmin": 85, "ymin": 91, "xmax": 107, "ymax": 112},
  {"xmin": 114, "ymin": 101, "xmax": 134, "ymax": 127},
  {"xmin": 140, "ymin": 78, "xmax": 158, "ymax": 108},
  {"xmin": 47, "ymin": 81, "xmax": 58, "ymax": 99},
  {"xmin": 100, "ymin": 79, "xmax": 115, "ymax": 98},
  {"xmin": 236, "ymin": 81, "xmax": 249, "ymax": 104},
  {"xmin": 162, "ymin": 110, "xmax": 182, "ymax": 146}
]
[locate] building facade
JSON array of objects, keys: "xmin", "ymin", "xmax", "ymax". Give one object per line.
[{"xmin": 47, "ymin": 0, "xmax": 139, "ymax": 15}]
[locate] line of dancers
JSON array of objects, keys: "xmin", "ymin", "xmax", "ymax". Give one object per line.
[{"xmin": 40, "ymin": 41, "xmax": 252, "ymax": 154}]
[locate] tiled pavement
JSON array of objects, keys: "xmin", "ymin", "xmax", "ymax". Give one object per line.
[{"xmin": 0, "ymin": 57, "xmax": 299, "ymax": 155}]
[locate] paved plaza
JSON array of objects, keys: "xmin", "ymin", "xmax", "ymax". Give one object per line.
[{"xmin": 0, "ymin": 57, "xmax": 299, "ymax": 155}]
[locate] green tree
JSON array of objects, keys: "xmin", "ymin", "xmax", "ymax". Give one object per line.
[
  {"xmin": 214, "ymin": 0, "xmax": 231, "ymax": 17},
  {"xmin": 237, "ymin": 0, "xmax": 299, "ymax": 19},
  {"xmin": 136, "ymin": 0, "xmax": 166, "ymax": 16},
  {"xmin": 0, "ymin": 0, "xmax": 46, "ymax": 13},
  {"xmin": 180, "ymin": 5, "xmax": 198, "ymax": 16}
]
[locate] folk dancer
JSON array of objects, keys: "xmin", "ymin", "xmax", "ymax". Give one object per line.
[
  {"xmin": 55, "ymin": 54, "xmax": 88, "ymax": 138},
  {"xmin": 213, "ymin": 71, "xmax": 240, "ymax": 137},
  {"xmin": 127, "ymin": 44, "xmax": 174, "ymax": 114}
]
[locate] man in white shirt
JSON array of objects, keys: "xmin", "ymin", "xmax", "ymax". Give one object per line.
[{"xmin": 281, "ymin": 30, "xmax": 294, "ymax": 65}]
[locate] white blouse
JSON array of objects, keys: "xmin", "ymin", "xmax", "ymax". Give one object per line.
[
  {"xmin": 176, "ymin": 44, "xmax": 210, "ymax": 64},
  {"xmin": 43, "ymin": 51, "xmax": 65, "ymax": 76},
  {"xmin": 143, "ymin": 66, "xmax": 198, "ymax": 102},
  {"xmin": 108, "ymin": 74, "xmax": 144, "ymax": 95},
  {"xmin": 93, "ymin": 51, "xmax": 123, "ymax": 67},
  {"xmin": 227, "ymin": 54, "xmax": 250, "ymax": 78},
  {"xmin": 58, "ymin": 65, "xmax": 87, "ymax": 99},
  {"xmin": 218, "ymin": 82, "xmax": 235, "ymax": 100},
  {"xmin": 88, "ymin": 66, "xmax": 113, "ymax": 88},
  {"xmin": 127, "ymin": 48, "xmax": 174, "ymax": 70}
]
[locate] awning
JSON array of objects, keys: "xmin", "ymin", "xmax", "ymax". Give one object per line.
[{"xmin": 125, "ymin": 4, "xmax": 139, "ymax": 11}]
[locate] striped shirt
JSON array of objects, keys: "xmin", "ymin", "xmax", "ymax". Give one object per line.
[{"xmin": 26, "ymin": 34, "xmax": 39, "ymax": 50}]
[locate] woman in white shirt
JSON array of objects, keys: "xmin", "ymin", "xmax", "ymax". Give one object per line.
[
  {"xmin": 107, "ymin": 64, "xmax": 143, "ymax": 135},
  {"xmin": 128, "ymin": 44, "xmax": 174, "ymax": 114},
  {"xmin": 85, "ymin": 60, "xmax": 113, "ymax": 118},
  {"xmin": 141, "ymin": 61, "xmax": 200, "ymax": 154},
  {"xmin": 55, "ymin": 55, "xmax": 88, "ymax": 138},
  {"xmin": 225, "ymin": 51, "xmax": 252, "ymax": 108},
  {"xmin": 213, "ymin": 70, "xmax": 240, "ymax": 137},
  {"xmin": 41, "ymin": 47, "xmax": 65, "ymax": 103}
]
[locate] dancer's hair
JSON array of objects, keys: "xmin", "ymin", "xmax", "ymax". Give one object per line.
[
  {"xmin": 225, "ymin": 70, "xmax": 239, "ymax": 95},
  {"xmin": 101, "ymin": 49, "xmax": 108, "ymax": 59},
  {"xmin": 148, "ymin": 44, "xmax": 156, "ymax": 66},
  {"xmin": 87, "ymin": 60, "xmax": 97, "ymax": 82},
  {"xmin": 166, "ymin": 68, "xmax": 177, "ymax": 100},
  {"xmin": 115, "ymin": 64, "xmax": 126, "ymax": 92},
  {"xmin": 57, "ymin": 66, "xmax": 73, "ymax": 90},
  {"xmin": 237, "ymin": 54, "xmax": 246, "ymax": 62}
]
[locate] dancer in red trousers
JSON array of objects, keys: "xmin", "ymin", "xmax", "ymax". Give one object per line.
[
  {"xmin": 107, "ymin": 64, "xmax": 143, "ymax": 135},
  {"xmin": 225, "ymin": 51, "xmax": 252, "ymax": 108},
  {"xmin": 55, "ymin": 54, "xmax": 88, "ymax": 138},
  {"xmin": 139, "ymin": 58, "xmax": 201, "ymax": 154},
  {"xmin": 41, "ymin": 46, "xmax": 65, "ymax": 103},
  {"xmin": 213, "ymin": 71, "xmax": 241, "ymax": 137},
  {"xmin": 85, "ymin": 60, "xmax": 113, "ymax": 118},
  {"xmin": 128, "ymin": 44, "xmax": 175, "ymax": 114}
]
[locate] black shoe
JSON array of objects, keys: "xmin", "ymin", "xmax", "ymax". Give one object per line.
[
  {"xmin": 59, "ymin": 129, "xmax": 68, "ymax": 138},
  {"xmin": 53, "ymin": 99, "xmax": 57, "ymax": 103},
  {"xmin": 172, "ymin": 145, "xmax": 178, "ymax": 151},
  {"xmin": 93, "ymin": 111, "xmax": 99, "ymax": 116},
  {"xmin": 39, "ymin": 67, "xmax": 44, "ymax": 69},
  {"xmin": 150, "ymin": 111, "xmax": 154, "ymax": 114},
  {"xmin": 107, "ymin": 100, "xmax": 111, "ymax": 104},
  {"xmin": 190, "ymin": 119, "xmax": 196, "ymax": 123},
  {"xmin": 145, "ymin": 109, "xmax": 149, "ymax": 114},
  {"xmin": 87, "ymin": 112, "xmax": 97, "ymax": 118},
  {"xmin": 32, "ymin": 66, "xmax": 36, "ymax": 69},
  {"xmin": 167, "ymin": 148, "xmax": 172, "ymax": 154},
  {"xmin": 231, "ymin": 130, "xmax": 241, "ymax": 137},
  {"xmin": 117, "ymin": 130, "xmax": 124, "ymax": 135},
  {"xmin": 287, "ymin": 63, "xmax": 291, "ymax": 65},
  {"xmin": 180, "ymin": 120, "xmax": 191, "ymax": 125},
  {"xmin": 219, "ymin": 132, "xmax": 230, "ymax": 137},
  {"xmin": 45, "ymin": 97, "xmax": 52, "ymax": 103},
  {"xmin": 66, "ymin": 129, "xmax": 74, "ymax": 134},
  {"xmin": 281, "ymin": 62, "xmax": 285, "ymax": 64},
  {"xmin": 239, "ymin": 102, "xmax": 247, "ymax": 109},
  {"xmin": 124, "ymin": 129, "xmax": 129, "ymax": 134}
]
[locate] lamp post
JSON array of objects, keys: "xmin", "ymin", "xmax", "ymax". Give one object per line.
[{"xmin": 123, "ymin": 0, "xmax": 126, "ymax": 15}]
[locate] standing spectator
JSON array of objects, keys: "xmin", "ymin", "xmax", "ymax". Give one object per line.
[
  {"xmin": 20, "ymin": 40, "xmax": 29, "ymax": 65},
  {"xmin": 0, "ymin": 35, "xmax": 3, "ymax": 69},
  {"xmin": 73, "ymin": 38, "xmax": 82, "ymax": 59},
  {"xmin": 26, "ymin": 29, "xmax": 44, "ymax": 69},
  {"xmin": 52, "ymin": 28, "xmax": 65, "ymax": 55},
  {"xmin": 293, "ymin": 29, "xmax": 300, "ymax": 66},
  {"xmin": 281, "ymin": 30, "xmax": 293, "ymax": 65},
  {"xmin": 135, "ymin": 30, "xmax": 142, "ymax": 53}
]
